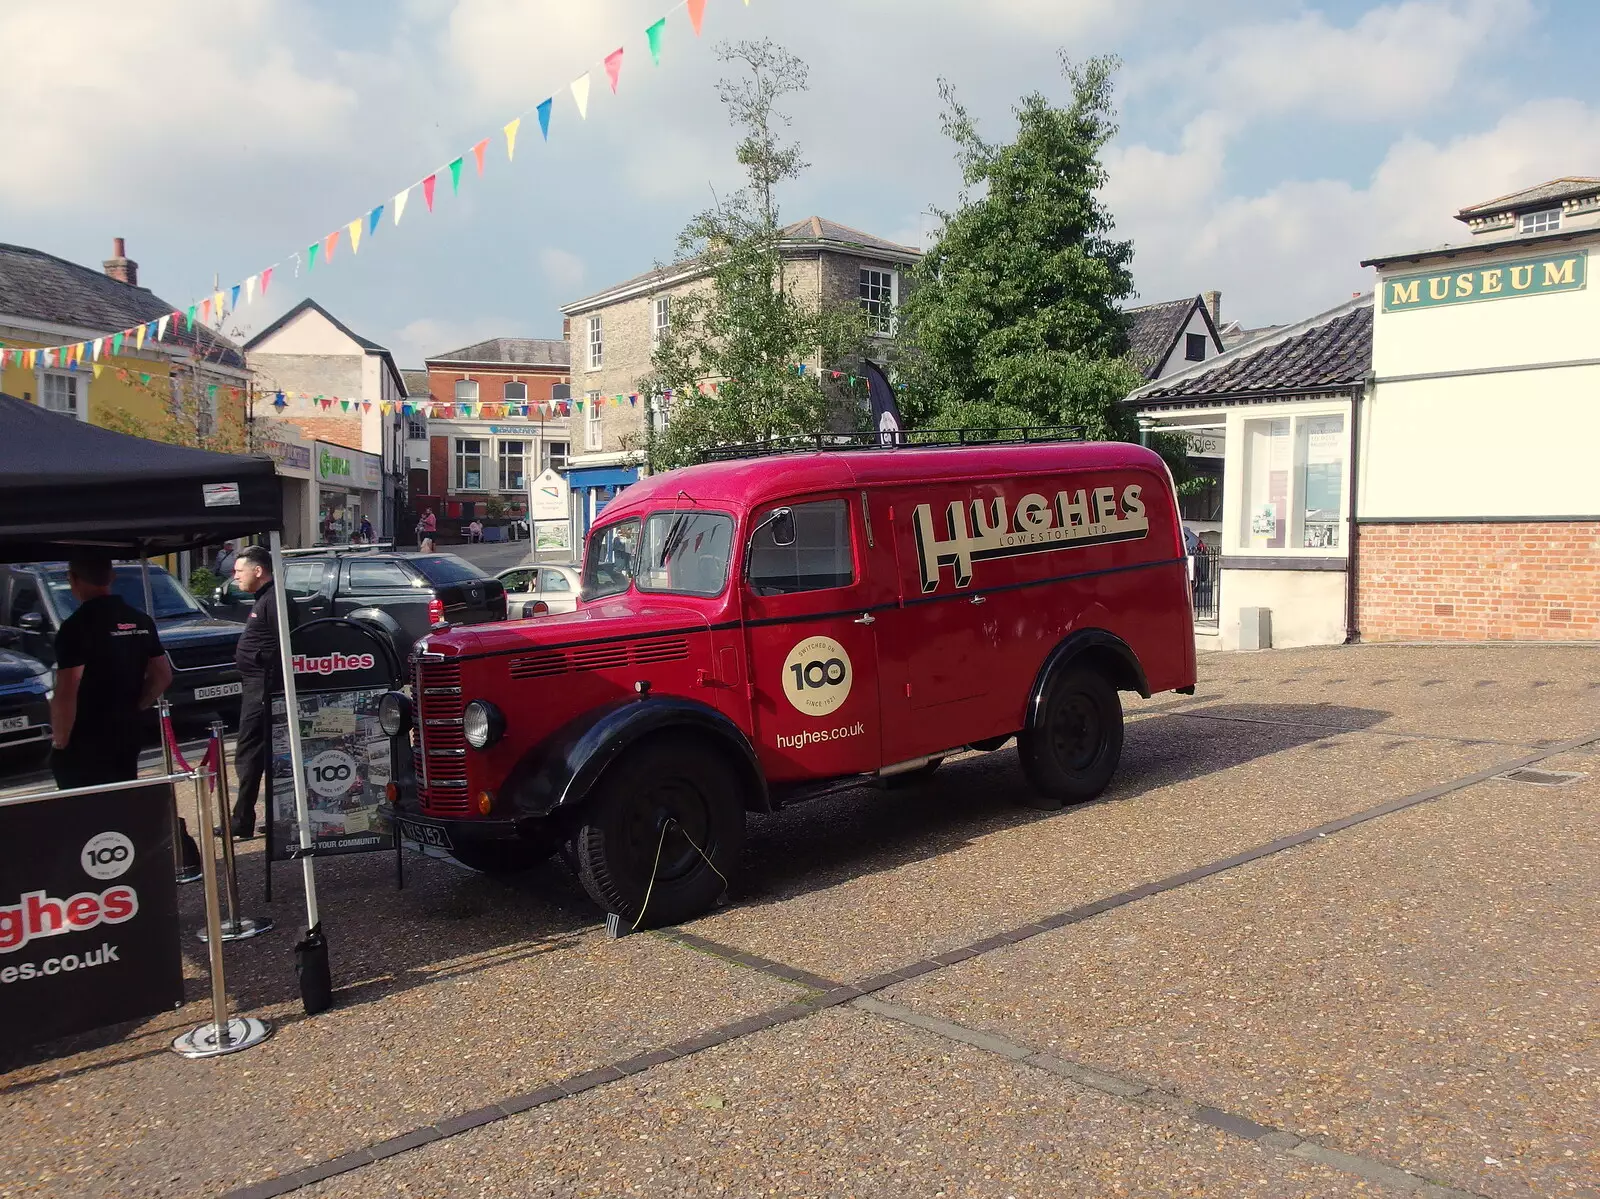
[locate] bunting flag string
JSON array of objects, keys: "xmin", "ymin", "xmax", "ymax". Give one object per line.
[{"xmin": 4, "ymin": 0, "xmax": 740, "ymax": 368}]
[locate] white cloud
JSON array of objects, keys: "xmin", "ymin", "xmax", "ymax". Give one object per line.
[
  {"xmin": 1112, "ymin": 98, "xmax": 1600, "ymax": 325},
  {"xmin": 538, "ymin": 247, "xmax": 587, "ymax": 290},
  {"xmin": 385, "ymin": 314, "xmax": 520, "ymax": 366},
  {"xmin": 1130, "ymin": 0, "xmax": 1533, "ymax": 122}
]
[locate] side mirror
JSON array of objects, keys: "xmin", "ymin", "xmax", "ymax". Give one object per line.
[
  {"xmin": 213, "ymin": 587, "xmax": 225, "ymax": 605},
  {"xmin": 770, "ymin": 508, "xmax": 796, "ymax": 547},
  {"xmin": 17, "ymin": 612, "xmax": 46, "ymax": 633}
]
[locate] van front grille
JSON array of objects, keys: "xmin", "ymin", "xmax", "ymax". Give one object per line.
[{"xmin": 415, "ymin": 661, "xmax": 468, "ymax": 815}]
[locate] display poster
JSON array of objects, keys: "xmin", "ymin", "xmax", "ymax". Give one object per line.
[
  {"xmin": 1251, "ymin": 503, "xmax": 1278, "ymax": 537},
  {"xmin": 0, "ymin": 782, "xmax": 184, "ymax": 1052},
  {"xmin": 534, "ymin": 520, "xmax": 571, "ymax": 552},
  {"xmin": 528, "ymin": 468, "xmax": 570, "ymax": 521},
  {"xmin": 268, "ymin": 689, "xmax": 394, "ymax": 860}
]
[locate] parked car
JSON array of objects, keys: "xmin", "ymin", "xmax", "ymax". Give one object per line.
[
  {"xmin": 0, "ymin": 562, "xmax": 243, "ymax": 726},
  {"xmin": 378, "ymin": 434, "xmax": 1196, "ymax": 921},
  {"xmin": 0, "ymin": 631, "xmax": 52, "ymax": 768},
  {"xmin": 495, "ymin": 562, "xmax": 582, "ymax": 618},
  {"xmin": 211, "ymin": 549, "xmax": 507, "ymax": 660}
]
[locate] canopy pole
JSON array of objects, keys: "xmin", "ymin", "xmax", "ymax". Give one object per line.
[
  {"xmin": 268, "ymin": 531, "xmax": 318, "ymax": 930},
  {"xmin": 140, "ymin": 549, "xmax": 185, "ymax": 877}
]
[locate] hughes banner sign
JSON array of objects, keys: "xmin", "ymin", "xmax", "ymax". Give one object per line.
[
  {"xmin": 0, "ymin": 781, "xmax": 184, "ymax": 1052},
  {"xmin": 1382, "ymin": 250, "xmax": 1587, "ymax": 312}
]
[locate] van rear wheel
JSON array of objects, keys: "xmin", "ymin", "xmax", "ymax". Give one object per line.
[
  {"xmin": 1017, "ymin": 666, "xmax": 1123, "ymax": 806},
  {"xmin": 575, "ymin": 739, "xmax": 745, "ymax": 928}
]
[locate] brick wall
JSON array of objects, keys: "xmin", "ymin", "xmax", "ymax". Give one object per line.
[{"xmin": 1357, "ymin": 521, "xmax": 1600, "ymax": 641}]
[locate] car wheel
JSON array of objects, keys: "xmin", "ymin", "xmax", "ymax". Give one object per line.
[
  {"xmin": 1016, "ymin": 666, "xmax": 1123, "ymax": 807},
  {"xmin": 575, "ymin": 737, "xmax": 745, "ymax": 928},
  {"xmin": 448, "ymin": 840, "xmax": 550, "ymax": 875}
]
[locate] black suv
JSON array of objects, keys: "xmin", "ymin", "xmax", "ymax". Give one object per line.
[
  {"xmin": 210, "ymin": 547, "xmax": 507, "ymax": 659},
  {"xmin": 0, "ymin": 562, "xmax": 244, "ymax": 726}
]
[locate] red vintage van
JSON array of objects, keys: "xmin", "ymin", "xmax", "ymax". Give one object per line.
[{"xmin": 380, "ymin": 435, "xmax": 1196, "ymax": 925}]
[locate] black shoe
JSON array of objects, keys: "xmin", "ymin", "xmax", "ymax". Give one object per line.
[{"xmin": 231, "ymin": 823, "xmax": 256, "ymax": 840}]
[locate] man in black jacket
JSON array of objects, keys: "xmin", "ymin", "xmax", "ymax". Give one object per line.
[{"xmin": 229, "ymin": 546, "xmax": 292, "ymax": 838}]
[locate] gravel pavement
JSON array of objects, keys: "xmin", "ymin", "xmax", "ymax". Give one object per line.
[{"xmin": 2, "ymin": 643, "xmax": 1595, "ymax": 1199}]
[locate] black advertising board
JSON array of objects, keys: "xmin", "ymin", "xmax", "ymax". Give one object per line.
[
  {"xmin": 0, "ymin": 781, "xmax": 184, "ymax": 1052},
  {"xmin": 266, "ymin": 619, "xmax": 402, "ymax": 864}
]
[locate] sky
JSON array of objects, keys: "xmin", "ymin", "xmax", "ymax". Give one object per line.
[{"xmin": 4, "ymin": 0, "xmax": 1599, "ymax": 365}]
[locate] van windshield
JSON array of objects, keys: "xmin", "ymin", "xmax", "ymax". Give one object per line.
[{"xmin": 582, "ymin": 511, "xmax": 735, "ymax": 599}]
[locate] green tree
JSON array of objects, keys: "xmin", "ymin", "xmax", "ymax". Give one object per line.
[
  {"xmin": 642, "ymin": 39, "xmax": 868, "ymax": 470},
  {"xmin": 894, "ymin": 54, "xmax": 1145, "ymax": 443}
]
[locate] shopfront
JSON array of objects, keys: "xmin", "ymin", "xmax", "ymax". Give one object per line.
[
  {"xmin": 562, "ymin": 454, "xmax": 641, "ymax": 550},
  {"xmin": 313, "ymin": 441, "xmax": 383, "ymax": 545},
  {"xmin": 263, "ymin": 433, "xmax": 313, "ymax": 549}
]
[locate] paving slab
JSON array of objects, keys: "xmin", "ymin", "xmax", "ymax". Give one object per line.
[
  {"xmin": 0, "ymin": 846, "xmax": 799, "ymax": 1199},
  {"xmin": 887, "ymin": 770, "xmax": 1600, "ymax": 1199},
  {"xmin": 299, "ymin": 1006, "xmax": 1412, "ymax": 1199},
  {"xmin": 687, "ymin": 721, "xmax": 1511, "ymax": 981}
]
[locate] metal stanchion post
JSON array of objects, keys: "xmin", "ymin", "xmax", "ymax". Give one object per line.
[
  {"xmin": 160, "ymin": 698, "xmax": 203, "ymax": 885},
  {"xmin": 173, "ymin": 772, "xmax": 273, "ymax": 1058},
  {"xmin": 198, "ymin": 721, "xmax": 273, "ymax": 943}
]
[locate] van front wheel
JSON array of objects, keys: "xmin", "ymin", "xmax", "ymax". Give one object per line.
[
  {"xmin": 1017, "ymin": 666, "xmax": 1123, "ymax": 806},
  {"xmin": 575, "ymin": 739, "xmax": 746, "ymax": 928}
]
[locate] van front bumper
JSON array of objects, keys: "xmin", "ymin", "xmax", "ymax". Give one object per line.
[{"xmin": 382, "ymin": 804, "xmax": 519, "ymax": 852}]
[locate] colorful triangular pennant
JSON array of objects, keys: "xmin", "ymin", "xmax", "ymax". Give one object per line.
[
  {"xmin": 395, "ymin": 187, "xmax": 410, "ymax": 225},
  {"xmin": 448, "ymin": 157, "xmax": 464, "ymax": 194},
  {"xmin": 688, "ymin": 0, "xmax": 707, "ymax": 36},
  {"xmin": 423, "ymin": 174, "xmax": 437, "ymax": 212},
  {"xmin": 537, "ymin": 97, "xmax": 553, "ymax": 140},
  {"xmin": 348, "ymin": 218, "xmax": 362, "ymax": 255},
  {"xmin": 571, "ymin": 73, "xmax": 590, "ymax": 119},
  {"xmin": 647, "ymin": 17, "xmax": 665, "ymax": 64},
  {"xmin": 471, "ymin": 139, "xmax": 488, "ymax": 176},
  {"xmin": 604, "ymin": 47, "xmax": 624, "ymax": 93},
  {"xmin": 504, "ymin": 117, "xmax": 520, "ymax": 161}
]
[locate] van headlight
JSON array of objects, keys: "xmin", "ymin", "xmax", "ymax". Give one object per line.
[
  {"xmin": 462, "ymin": 700, "xmax": 504, "ymax": 749},
  {"xmin": 378, "ymin": 691, "xmax": 412, "ymax": 737}
]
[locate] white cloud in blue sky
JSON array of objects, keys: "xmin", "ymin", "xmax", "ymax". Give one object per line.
[{"xmin": 2, "ymin": 0, "xmax": 1596, "ymax": 363}]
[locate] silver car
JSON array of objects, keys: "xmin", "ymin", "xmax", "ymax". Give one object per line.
[{"xmin": 496, "ymin": 562, "xmax": 582, "ymax": 618}]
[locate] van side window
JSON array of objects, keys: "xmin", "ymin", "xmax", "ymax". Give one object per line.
[
  {"xmin": 747, "ymin": 499, "xmax": 854, "ymax": 596},
  {"xmin": 284, "ymin": 562, "xmax": 325, "ymax": 598}
]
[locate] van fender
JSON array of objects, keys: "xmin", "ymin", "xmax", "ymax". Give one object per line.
[
  {"xmin": 1026, "ymin": 629, "xmax": 1150, "ymax": 729},
  {"xmin": 502, "ymin": 696, "xmax": 770, "ymax": 821}
]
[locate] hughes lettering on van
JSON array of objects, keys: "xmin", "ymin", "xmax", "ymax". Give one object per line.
[{"xmin": 379, "ymin": 433, "xmax": 1197, "ymax": 926}]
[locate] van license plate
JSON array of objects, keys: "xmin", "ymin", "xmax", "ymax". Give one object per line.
[
  {"xmin": 194, "ymin": 682, "xmax": 243, "ymax": 700},
  {"xmin": 397, "ymin": 817, "xmax": 453, "ymax": 850},
  {"xmin": 0, "ymin": 716, "xmax": 28, "ymax": 733}
]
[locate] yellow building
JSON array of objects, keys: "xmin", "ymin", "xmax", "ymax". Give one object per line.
[{"xmin": 0, "ymin": 238, "xmax": 250, "ymax": 447}]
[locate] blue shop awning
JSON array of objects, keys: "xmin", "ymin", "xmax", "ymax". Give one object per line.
[{"xmin": 566, "ymin": 467, "xmax": 639, "ymax": 489}]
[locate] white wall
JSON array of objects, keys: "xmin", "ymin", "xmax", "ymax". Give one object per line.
[
  {"xmin": 1217, "ymin": 568, "xmax": 1348, "ymax": 650},
  {"xmin": 1152, "ymin": 307, "xmax": 1220, "ymax": 380},
  {"xmin": 257, "ymin": 307, "xmax": 359, "ymax": 356}
]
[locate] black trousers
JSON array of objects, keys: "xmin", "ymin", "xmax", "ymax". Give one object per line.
[
  {"xmin": 52, "ymin": 739, "xmax": 139, "ymax": 790},
  {"xmin": 232, "ymin": 674, "xmax": 269, "ymax": 831}
]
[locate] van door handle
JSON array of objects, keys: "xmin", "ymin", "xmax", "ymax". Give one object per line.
[
  {"xmin": 853, "ymin": 613, "xmax": 876, "ymax": 625},
  {"xmin": 970, "ymin": 595, "xmax": 986, "ymax": 605}
]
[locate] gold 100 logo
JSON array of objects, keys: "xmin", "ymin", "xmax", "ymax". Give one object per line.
[{"xmin": 781, "ymin": 636, "xmax": 853, "ymax": 717}]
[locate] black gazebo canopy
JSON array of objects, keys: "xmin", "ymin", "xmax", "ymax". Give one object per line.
[{"xmin": 0, "ymin": 393, "xmax": 281, "ymax": 562}]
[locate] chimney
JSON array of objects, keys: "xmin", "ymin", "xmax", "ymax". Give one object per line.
[
  {"xmin": 1202, "ymin": 290, "xmax": 1221, "ymax": 326},
  {"xmin": 103, "ymin": 237, "xmax": 138, "ymax": 287}
]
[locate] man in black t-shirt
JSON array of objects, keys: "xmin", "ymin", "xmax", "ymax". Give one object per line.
[
  {"xmin": 49, "ymin": 552, "xmax": 173, "ymax": 789},
  {"xmin": 229, "ymin": 546, "xmax": 293, "ymax": 838}
]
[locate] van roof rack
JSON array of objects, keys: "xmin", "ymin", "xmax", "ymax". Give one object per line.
[
  {"xmin": 282, "ymin": 542, "xmax": 396, "ymax": 557},
  {"xmin": 699, "ymin": 426, "xmax": 1086, "ymax": 463}
]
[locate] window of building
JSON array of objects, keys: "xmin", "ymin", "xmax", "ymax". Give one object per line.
[
  {"xmin": 40, "ymin": 372, "xmax": 83, "ymax": 420},
  {"xmin": 585, "ymin": 394, "xmax": 603, "ymax": 450},
  {"xmin": 454, "ymin": 438, "xmax": 484, "ymax": 490},
  {"xmin": 503, "ymin": 381, "xmax": 527, "ymax": 402},
  {"xmin": 648, "ymin": 392, "xmax": 673, "ymax": 437},
  {"xmin": 1519, "ymin": 208, "xmax": 1561, "ymax": 234},
  {"xmin": 497, "ymin": 440, "xmax": 527, "ymax": 491},
  {"xmin": 653, "ymin": 296, "xmax": 671, "ymax": 344},
  {"xmin": 1185, "ymin": 332, "xmax": 1207, "ymax": 362},
  {"xmin": 747, "ymin": 499, "xmax": 855, "ymax": 595},
  {"xmin": 587, "ymin": 315, "xmax": 603, "ymax": 370},
  {"xmin": 454, "ymin": 379, "xmax": 479, "ymax": 403},
  {"xmin": 543, "ymin": 440, "xmax": 569, "ymax": 471},
  {"xmin": 1238, "ymin": 412, "xmax": 1346, "ymax": 551},
  {"xmin": 406, "ymin": 414, "xmax": 427, "ymax": 440},
  {"xmin": 1178, "ymin": 464, "xmax": 1222, "ymax": 523},
  {"xmin": 859, "ymin": 268, "xmax": 898, "ymax": 336}
]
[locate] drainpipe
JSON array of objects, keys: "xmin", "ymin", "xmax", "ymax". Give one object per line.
[{"xmin": 1343, "ymin": 372, "xmax": 1372, "ymax": 644}]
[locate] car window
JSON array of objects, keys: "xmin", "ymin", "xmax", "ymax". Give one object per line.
[
  {"xmin": 499, "ymin": 569, "xmax": 535, "ymax": 593},
  {"xmin": 346, "ymin": 560, "xmax": 417, "ymax": 591},
  {"xmin": 539, "ymin": 569, "xmax": 572, "ymax": 593},
  {"xmin": 284, "ymin": 561, "xmax": 326, "ymax": 598},
  {"xmin": 636, "ymin": 512, "xmax": 734, "ymax": 597},
  {"xmin": 582, "ymin": 519, "xmax": 640, "ymax": 599},
  {"xmin": 9, "ymin": 584, "xmax": 45, "ymax": 625},
  {"xmin": 410, "ymin": 555, "xmax": 488, "ymax": 585},
  {"xmin": 47, "ymin": 568, "xmax": 201, "ymax": 619},
  {"xmin": 747, "ymin": 499, "xmax": 854, "ymax": 596}
]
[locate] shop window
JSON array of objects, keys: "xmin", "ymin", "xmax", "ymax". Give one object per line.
[
  {"xmin": 1179, "ymin": 465, "xmax": 1222, "ymax": 523},
  {"xmin": 454, "ymin": 379, "xmax": 479, "ymax": 403},
  {"xmin": 747, "ymin": 499, "xmax": 854, "ymax": 596},
  {"xmin": 587, "ymin": 316, "xmax": 603, "ymax": 370},
  {"xmin": 543, "ymin": 440, "xmax": 569, "ymax": 471},
  {"xmin": 1185, "ymin": 332, "xmax": 1207, "ymax": 362},
  {"xmin": 585, "ymin": 394, "xmax": 603, "ymax": 451},
  {"xmin": 1238, "ymin": 413, "xmax": 1345, "ymax": 551},
  {"xmin": 497, "ymin": 440, "xmax": 527, "ymax": 491},
  {"xmin": 454, "ymin": 438, "xmax": 484, "ymax": 490},
  {"xmin": 40, "ymin": 372, "xmax": 84, "ymax": 420},
  {"xmin": 653, "ymin": 296, "xmax": 671, "ymax": 344},
  {"xmin": 859, "ymin": 268, "xmax": 897, "ymax": 336},
  {"xmin": 1519, "ymin": 208, "xmax": 1560, "ymax": 234},
  {"xmin": 503, "ymin": 381, "xmax": 527, "ymax": 402}
]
